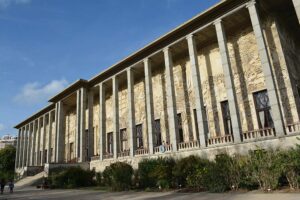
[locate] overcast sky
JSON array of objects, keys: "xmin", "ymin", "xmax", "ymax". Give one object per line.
[{"xmin": 0, "ymin": 0, "xmax": 219, "ymax": 137}]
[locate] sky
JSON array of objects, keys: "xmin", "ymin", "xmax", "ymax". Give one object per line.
[{"xmin": 0, "ymin": 0, "xmax": 219, "ymax": 137}]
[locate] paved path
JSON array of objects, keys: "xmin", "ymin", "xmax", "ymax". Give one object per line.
[{"xmin": 0, "ymin": 188, "xmax": 299, "ymax": 200}]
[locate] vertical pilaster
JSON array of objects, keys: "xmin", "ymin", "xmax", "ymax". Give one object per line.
[
  {"xmin": 127, "ymin": 67, "xmax": 136, "ymax": 157},
  {"xmin": 88, "ymin": 90, "xmax": 94, "ymax": 159},
  {"xmin": 292, "ymin": 0, "xmax": 300, "ymax": 24},
  {"xmin": 247, "ymin": 0, "xmax": 285, "ymax": 136},
  {"xmin": 144, "ymin": 59, "xmax": 155, "ymax": 154},
  {"xmin": 187, "ymin": 34, "xmax": 208, "ymax": 146},
  {"xmin": 163, "ymin": 47, "xmax": 179, "ymax": 151},
  {"xmin": 214, "ymin": 19, "xmax": 242, "ymax": 142},
  {"xmin": 99, "ymin": 83, "xmax": 106, "ymax": 160},
  {"xmin": 79, "ymin": 88, "xmax": 87, "ymax": 162},
  {"xmin": 112, "ymin": 76, "xmax": 119, "ymax": 159},
  {"xmin": 47, "ymin": 112, "xmax": 53, "ymax": 163},
  {"xmin": 56, "ymin": 101, "xmax": 65, "ymax": 163},
  {"xmin": 15, "ymin": 129, "xmax": 21, "ymax": 169}
]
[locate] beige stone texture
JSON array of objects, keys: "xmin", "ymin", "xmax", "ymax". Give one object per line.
[{"xmin": 64, "ymin": 107, "xmax": 76, "ymax": 162}]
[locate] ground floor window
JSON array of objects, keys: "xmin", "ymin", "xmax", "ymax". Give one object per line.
[
  {"xmin": 136, "ymin": 124, "xmax": 143, "ymax": 149},
  {"xmin": 154, "ymin": 119, "xmax": 162, "ymax": 146},
  {"xmin": 120, "ymin": 128, "xmax": 127, "ymax": 151},
  {"xmin": 70, "ymin": 142, "xmax": 74, "ymax": 160},
  {"xmin": 177, "ymin": 113, "xmax": 184, "ymax": 143},
  {"xmin": 221, "ymin": 101, "xmax": 233, "ymax": 135},
  {"xmin": 253, "ymin": 90, "xmax": 273, "ymax": 129},
  {"xmin": 107, "ymin": 132, "xmax": 113, "ymax": 154}
]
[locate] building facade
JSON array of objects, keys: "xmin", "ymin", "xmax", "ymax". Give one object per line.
[
  {"xmin": 15, "ymin": 0, "xmax": 300, "ymax": 175},
  {"xmin": 0, "ymin": 135, "xmax": 17, "ymax": 150}
]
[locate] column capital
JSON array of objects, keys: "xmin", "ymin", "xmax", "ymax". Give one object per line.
[
  {"xmin": 186, "ymin": 34, "xmax": 194, "ymax": 40},
  {"xmin": 213, "ymin": 18, "xmax": 222, "ymax": 26},
  {"xmin": 163, "ymin": 46, "xmax": 170, "ymax": 53},
  {"xmin": 246, "ymin": 0, "xmax": 256, "ymax": 8}
]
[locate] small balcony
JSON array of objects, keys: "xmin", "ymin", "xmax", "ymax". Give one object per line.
[
  {"xmin": 242, "ymin": 127, "xmax": 275, "ymax": 141},
  {"xmin": 103, "ymin": 153, "xmax": 113, "ymax": 159},
  {"xmin": 117, "ymin": 150, "xmax": 130, "ymax": 158},
  {"xmin": 154, "ymin": 144, "xmax": 172, "ymax": 154},
  {"xmin": 177, "ymin": 140, "xmax": 200, "ymax": 150},
  {"xmin": 286, "ymin": 122, "xmax": 300, "ymax": 134},
  {"xmin": 207, "ymin": 134, "xmax": 233, "ymax": 146},
  {"xmin": 135, "ymin": 148, "xmax": 149, "ymax": 156}
]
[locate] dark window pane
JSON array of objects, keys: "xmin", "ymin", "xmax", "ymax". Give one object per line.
[
  {"xmin": 254, "ymin": 90, "xmax": 273, "ymax": 128},
  {"xmin": 154, "ymin": 119, "xmax": 162, "ymax": 146},
  {"xmin": 177, "ymin": 113, "xmax": 184, "ymax": 142},
  {"xmin": 221, "ymin": 101, "xmax": 233, "ymax": 135},
  {"xmin": 136, "ymin": 124, "xmax": 143, "ymax": 148}
]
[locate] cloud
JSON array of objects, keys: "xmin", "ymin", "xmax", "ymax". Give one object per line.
[
  {"xmin": 0, "ymin": 123, "xmax": 4, "ymax": 131},
  {"xmin": 14, "ymin": 79, "xmax": 69, "ymax": 105},
  {"xmin": 0, "ymin": 0, "xmax": 31, "ymax": 9}
]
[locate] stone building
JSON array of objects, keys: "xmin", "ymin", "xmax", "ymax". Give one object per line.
[
  {"xmin": 15, "ymin": 0, "xmax": 300, "ymax": 176},
  {"xmin": 0, "ymin": 135, "xmax": 17, "ymax": 150}
]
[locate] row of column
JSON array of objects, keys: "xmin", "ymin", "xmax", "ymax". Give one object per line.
[
  {"xmin": 95, "ymin": 0, "xmax": 285, "ymax": 160},
  {"xmin": 16, "ymin": 111, "xmax": 54, "ymax": 169}
]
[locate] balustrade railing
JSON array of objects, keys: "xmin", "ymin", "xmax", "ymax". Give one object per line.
[
  {"xmin": 154, "ymin": 144, "xmax": 172, "ymax": 154},
  {"xmin": 286, "ymin": 122, "xmax": 300, "ymax": 134},
  {"xmin": 242, "ymin": 127, "xmax": 275, "ymax": 141},
  {"xmin": 177, "ymin": 140, "xmax": 200, "ymax": 150},
  {"xmin": 103, "ymin": 153, "xmax": 113, "ymax": 159},
  {"xmin": 90, "ymin": 156, "xmax": 99, "ymax": 161},
  {"xmin": 135, "ymin": 148, "xmax": 149, "ymax": 155},
  {"xmin": 207, "ymin": 134, "xmax": 233, "ymax": 146},
  {"xmin": 117, "ymin": 150, "xmax": 130, "ymax": 158}
]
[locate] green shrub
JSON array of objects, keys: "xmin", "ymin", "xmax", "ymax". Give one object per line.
[
  {"xmin": 103, "ymin": 162, "xmax": 133, "ymax": 191},
  {"xmin": 50, "ymin": 167, "xmax": 95, "ymax": 188},
  {"xmin": 279, "ymin": 148, "xmax": 300, "ymax": 190},
  {"xmin": 248, "ymin": 149, "xmax": 282, "ymax": 191},
  {"xmin": 96, "ymin": 172, "xmax": 103, "ymax": 186},
  {"xmin": 172, "ymin": 155, "xmax": 210, "ymax": 190},
  {"xmin": 138, "ymin": 157, "xmax": 175, "ymax": 189}
]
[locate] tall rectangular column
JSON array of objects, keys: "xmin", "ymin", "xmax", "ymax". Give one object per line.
[
  {"xmin": 112, "ymin": 76, "xmax": 119, "ymax": 159},
  {"xmin": 79, "ymin": 88, "xmax": 87, "ymax": 162},
  {"xmin": 23, "ymin": 125, "xmax": 29, "ymax": 166},
  {"xmin": 22, "ymin": 127, "xmax": 27, "ymax": 168},
  {"xmin": 47, "ymin": 112, "xmax": 53, "ymax": 163},
  {"xmin": 187, "ymin": 34, "xmax": 208, "ymax": 146},
  {"xmin": 247, "ymin": 0, "xmax": 285, "ymax": 136},
  {"xmin": 76, "ymin": 90, "xmax": 81, "ymax": 160},
  {"xmin": 15, "ymin": 129, "xmax": 21, "ymax": 169},
  {"xmin": 36, "ymin": 118, "xmax": 42, "ymax": 165},
  {"xmin": 292, "ymin": 0, "xmax": 300, "ymax": 24},
  {"xmin": 19, "ymin": 128, "xmax": 24, "ymax": 168},
  {"xmin": 144, "ymin": 59, "xmax": 155, "ymax": 154},
  {"xmin": 31, "ymin": 121, "xmax": 36, "ymax": 166},
  {"xmin": 99, "ymin": 83, "xmax": 106, "ymax": 160},
  {"xmin": 163, "ymin": 47, "xmax": 179, "ymax": 151},
  {"xmin": 214, "ymin": 19, "xmax": 242, "ymax": 142},
  {"xmin": 127, "ymin": 67, "xmax": 136, "ymax": 157},
  {"xmin": 26, "ymin": 124, "xmax": 32, "ymax": 166},
  {"xmin": 41, "ymin": 115, "xmax": 47, "ymax": 165},
  {"xmin": 56, "ymin": 101, "xmax": 65, "ymax": 163},
  {"xmin": 88, "ymin": 90, "xmax": 94, "ymax": 159}
]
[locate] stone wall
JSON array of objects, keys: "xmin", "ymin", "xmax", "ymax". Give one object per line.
[{"xmin": 64, "ymin": 107, "xmax": 76, "ymax": 162}]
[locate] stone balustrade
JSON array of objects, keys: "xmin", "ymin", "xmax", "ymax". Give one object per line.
[
  {"xmin": 117, "ymin": 150, "xmax": 130, "ymax": 158},
  {"xmin": 207, "ymin": 135, "xmax": 233, "ymax": 146},
  {"xmin": 242, "ymin": 127, "xmax": 275, "ymax": 141},
  {"xmin": 103, "ymin": 153, "xmax": 113, "ymax": 159},
  {"xmin": 90, "ymin": 156, "xmax": 99, "ymax": 161},
  {"xmin": 177, "ymin": 140, "xmax": 200, "ymax": 150},
  {"xmin": 135, "ymin": 148, "xmax": 149, "ymax": 155},
  {"xmin": 286, "ymin": 122, "xmax": 300, "ymax": 134},
  {"xmin": 154, "ymin": 144, "xmax": 173, "ymax": 154}
]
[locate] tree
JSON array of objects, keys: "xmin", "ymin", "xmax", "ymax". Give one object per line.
[{"xmin": 0, "ymin": 145, "xmax": 16, "ymax": 179}]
